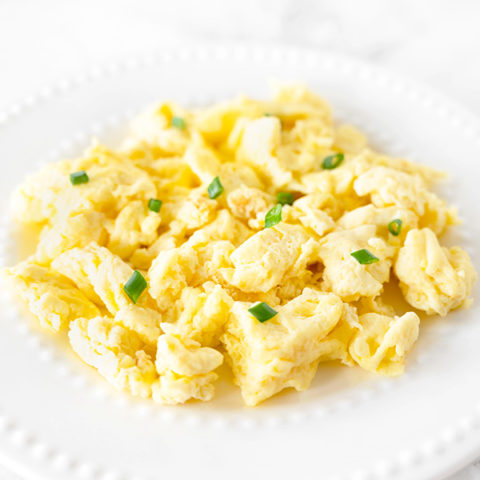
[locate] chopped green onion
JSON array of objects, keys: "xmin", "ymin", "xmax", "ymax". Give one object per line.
[
  {"xmin": 276, "ymin": 192, "xmax": 294, "ymax": 206},
  {"xmin": 207, "ymin": 176, "xmax": 224, "ymax": 199},
  {"xmin": 264, "ymin": 113, "xmax": 272, "ymax": 117},
  {"xmin": 351, "ymin": 249, "xmax": 379, "ymax": 265},
  {"xmin": 248, "ymin": 302, "xmax": 278, "ymax": 322},
  {"xmin": 171, "ymin": 116, "xmax": 186, "ymax": 129},
  {"xmin": 70, "ymin": 170, "xmax": 89, "ymax": 185},
  {"xmin": 148, "ymin": 198, "xmax": 163, "ymax": 213},
  {"xmin": 388, "ymin": 219, "xmax": 403, "ymax": 236},
  {"xmin": 264, "ymin": 203, "xmax": 282, "ymax": 228},
  {"xmin": 322, "ymin": 153, "xmax": 344, "ymax": 170},
  {"xmin": 123, "ymin": 270, "xmax": 147, "ymax": 304}
]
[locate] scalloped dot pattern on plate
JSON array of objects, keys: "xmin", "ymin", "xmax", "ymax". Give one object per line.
[{"xmin": 0, "ymin": 45, "xmax": 479, "ymax": 480}]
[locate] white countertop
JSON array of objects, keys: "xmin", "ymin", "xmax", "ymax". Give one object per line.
[{"xmin": 0, "ymin": 0, "xmax": 479, "ymax": 478}]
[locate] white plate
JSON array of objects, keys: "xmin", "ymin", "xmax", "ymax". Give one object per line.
[{"xmin": 0, "ymin": 45, "xmax": 479, "ymax": 480}]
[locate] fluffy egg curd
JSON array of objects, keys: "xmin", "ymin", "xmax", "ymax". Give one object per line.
[{"xmin": 5, "ymin": 85, "xmax": 477, "ymax": 406}]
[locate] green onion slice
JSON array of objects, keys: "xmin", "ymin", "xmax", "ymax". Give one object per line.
[
  {"xmin": 351, "ymin": 249, "xmax": 379, "ymax": 265},
  {"xmin": 388, "ymin": 219, "xmax": 403, "ymax": 236},
  {"xmin": 171, "ymin": 116, "xmax": 186, "ymax": 129},
  {"xmin": 264, "ymin": 203, "xmax": 282, "ymax": 228},
  {"xmin": 70, "ymin": 170, "xmax": 89, "ymax": 185},
  {"xmin": 123, "ymin": 270, "xmax": 147, "ymax": 304},
  {"xmin": 276, "ymin": 192, "xmax": 294, "ymax": 206},
  {"xmin": 322, "ymin": 153, "xmax": 344, "ymax": 170},
  {"xmin": 207, "ymin": 176, "xmax": 224, "ymax": 199},
  {"xmin": 248, "ymin": 302, "xmax": 278, "ymax": 322},
  {"xmin": 148, "ymin": 198, "xmax": 163, "ymax": 213}
]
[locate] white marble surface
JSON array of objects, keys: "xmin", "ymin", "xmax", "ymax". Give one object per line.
[{"xmin": 0, "ymin": 0, "xmax": 479, "ymax": 478}]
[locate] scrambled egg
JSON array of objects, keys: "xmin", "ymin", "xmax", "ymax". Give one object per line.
[{"xmin": 5, "ymin": 86, "xmax": 477, "ymax": 406}]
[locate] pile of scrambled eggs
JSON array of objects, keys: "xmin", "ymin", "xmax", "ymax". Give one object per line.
[{"xmin": 6, "ymin": 86, "xmax": 477, "ymax": 406}]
